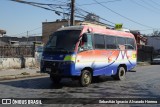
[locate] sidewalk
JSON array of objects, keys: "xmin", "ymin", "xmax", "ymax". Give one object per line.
[{"xmin": 0, "ymin": 68, "xmax": 48, "ymax": 81}]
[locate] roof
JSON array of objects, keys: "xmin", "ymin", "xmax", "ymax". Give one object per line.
[
  {"xmin": 42, "ymin": 20, "xmax": 82, "ymax": 24},
  {"xmin": 54, "ymin": 25, "xmax": 135, "ymax": 38},
  {"xmin": 57, "ymin": 26, "xmax": 83, "ymax": 31},
  {"xmin": 0, "ymin": 40, "xmax": 8, "ymax": 46},
  {"xmin": 83, "ymin": 25, "xmax": 134, "ymax": 38}
]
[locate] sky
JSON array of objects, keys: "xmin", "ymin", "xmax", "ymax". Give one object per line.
[{"xmin": 1, "ymin": 0, "xmax": 160, "ymax": 37}]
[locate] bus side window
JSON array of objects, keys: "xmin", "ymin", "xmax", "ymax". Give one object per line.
[
  {"xmin": 79, "ymin": 33, "xmax": 93, "ymax": 51},
  {"xmin": 84, "ymin": 34, "xmax": 93, "ymax": 50},
  {"xmin": 105, "ymin": 36, "xmax": 117, "ymax": 49},
  {"xmin": 116, "ymin": 37, "xmax": 126, "ymax": 49},
  {"xmin": 94, "ymin": 34, "xmax": 105, "ymax": 49},
  {"xmin": 126, "ymin": 38, "xmax": 136, "ymax": 50}
]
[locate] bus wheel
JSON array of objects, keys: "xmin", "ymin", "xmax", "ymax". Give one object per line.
[
  {"xmin": 50, "ymin": 74, "xmax": 61, "ymax": 84},
  {"xmin": 112, "ymin": 67, "xmax": 126, "ymax": 80},
  {"xmin": 79, "ymin": 70, "xmax": 92, "ymax": 87}
]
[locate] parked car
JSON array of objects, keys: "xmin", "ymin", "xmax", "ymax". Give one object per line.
[{"xmin": 151, "ymin": 55, "xmax": 160, "ymax": 64}]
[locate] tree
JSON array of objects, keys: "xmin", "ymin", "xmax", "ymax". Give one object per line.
[{"xmin": 151, "ymin": 30, "xmax": 160, "ymax": 36}]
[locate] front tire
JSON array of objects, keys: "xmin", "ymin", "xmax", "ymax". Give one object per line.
[
  {"xmin": 79, "ymin": 70, "xmax": 92, "ymax": 87},
  {"xmin": 112, "ymin": 67, "xmax": 126, "ymax": 80}
]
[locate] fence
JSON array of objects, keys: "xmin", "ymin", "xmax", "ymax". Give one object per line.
[
  {"xmin": 137, "ymin": 45, "xmax": 154, "ymax": 62},
  {"xmin": 0, "ymin": 45, "xmax": 34, "ymax": 58},
  {"xmin": 0, "ymin": 44, "xmax": 155, "ymax": 62}
]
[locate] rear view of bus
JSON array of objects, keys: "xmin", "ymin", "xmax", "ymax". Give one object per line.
[{"xmin": 41, "ymin": 25, "xmax": 137, "ymax": 87}]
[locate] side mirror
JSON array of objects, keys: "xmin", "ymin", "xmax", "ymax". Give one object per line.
[{"xmin": 82, "ymin": 33, "xmax": 88, "ymax": 42}]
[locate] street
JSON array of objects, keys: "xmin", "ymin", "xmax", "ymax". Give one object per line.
[{"xmin": 0, "ymin": 65, "xmax": 160, "ymax": 107}]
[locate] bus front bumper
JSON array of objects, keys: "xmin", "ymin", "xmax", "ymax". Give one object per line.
[{"xmin": 40, "ymin": 60, "xmax": 78, "ymax": 76}]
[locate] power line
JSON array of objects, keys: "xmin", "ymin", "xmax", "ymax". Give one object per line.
[
  {"xmin": 75, "ymin": 2, "xmax": 116, "ymax": 25},
  {"xmin": 130, "ymin": 0, "xmax": 157, "ymax": 13},
  {"xmin": 140, "ymin": 0, "xmax": 160, "ymax": 11},
  {"xmin": 10, "ymin": 0, "xmax": 68, "ymax": 15},
  {"xmin": 10, "ymin": 0, "xmax": 157, "ymax": 35},
  {"xmin": 76, "ymin": 7, "xmax": 115, "ymax": 25},
  {"xmin": 47, "ymin": 0, "xmax": 69, "ymax": 4},
  {"xmin": 93, "ymin": 0, "xmax": 154, "ymax": 29},
  {"xmin": 150, "ymin": 0, "xmax": 160, "ymax": 7},
  {"xmin": 10, "ymin": 0, "xmax": 67, "ymax": 6},
  {"xmin": 10, "ymin": 0, "xmax": 115, "ymax": 27},
  {"xmin": 131, "ymin": 0, "xmax": 160, "ymax": 14},
  {"xmin": 77, "ymin": 0, "xmax": 121, "ymax": 6},
  {"xmin": 10, "ymin": 0, "xmax": 84, "ymax": 19}
]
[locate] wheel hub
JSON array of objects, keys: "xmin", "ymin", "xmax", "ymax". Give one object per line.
[{"xmin": 84, "ymin": 73, "xmax": 90, "ymax": 84}]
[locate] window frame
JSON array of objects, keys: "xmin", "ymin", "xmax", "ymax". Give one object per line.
[
  {"xmin": 125, "ymin": 38, "xmax": 136, "ymax": 50},
  {"xmin": 105, "ymin": 35, "xmax": 117, "ymax": 50},
  {"xmin": 78, "ymin": 33, "xmax": 94, "ymax": 53},
  {"xmin": 93, "ymin": 33, "xmax": 136, "ymax": 51},
  {"xmin": 93, "ymin": 33, "xmax": 106, "ymax": 50}
]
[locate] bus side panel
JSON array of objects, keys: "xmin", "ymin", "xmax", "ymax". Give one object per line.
[
  {"xmin": 92, "ymin": 50, "xmax": 120, "ymax": 76},
  {"xmin": 75, "ymin": 50, "xmax": 95, "ymax": 74},
  {"xmin": 126, "ymin": 50, "xmax": 137, "ymax": 71},
  {"xmin": 113, "ymin": 50, "xmax": 137, "ymax": 72},
  {"xmin": 75, "ymin": 49, "xmax": 137, "ymax": 76},
  {"xmin": 75, "ymin": 50, "xmax": 120, "ymax": 76}
]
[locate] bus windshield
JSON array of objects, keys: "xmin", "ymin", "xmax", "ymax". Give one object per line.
[{"xmin": 45, "ymin": 30, "xmax": 80, "ymax": 53}]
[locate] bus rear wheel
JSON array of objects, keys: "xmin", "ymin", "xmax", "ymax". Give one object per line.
[
  {"xmin": 79, "ymin": 70, "xmax": 92, "ymax": 87},
  {"xmin": 50, "ymin": 74, "xmax": 61, "ymax": 84},
  {"xmin": 112, "ymin": 67, "xmax": 126, "ymax": 80}
]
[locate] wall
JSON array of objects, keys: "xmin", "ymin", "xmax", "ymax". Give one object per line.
[
  {"xmin": 146, "ymin": 36, "xmax": 160, "ymax": 50},
  {"xmin": 0, "ymin": 57, "xmax": 36, "ymax": 69}
]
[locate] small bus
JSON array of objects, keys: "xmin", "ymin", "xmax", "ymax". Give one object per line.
[{"xmin": 41, "ymin": 25, "xmax": 137, "ymax": 87}]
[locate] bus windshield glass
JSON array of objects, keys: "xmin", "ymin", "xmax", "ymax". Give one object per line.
[{"xmin": 45, "ymin": 30, "xmax": 81, "ymax": 53}]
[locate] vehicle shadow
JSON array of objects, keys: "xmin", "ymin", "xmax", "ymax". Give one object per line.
[{"xmin": 0, "ymin": 76, "xmax": 115, "ymax": 89}]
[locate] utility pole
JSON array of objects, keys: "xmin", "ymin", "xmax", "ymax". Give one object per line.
[
  {"xmin": 27, "ymin": 31, "xmax": 29, "ymax": 45},
  {"xmin": 70, "ymin": 0, "xmax": 75, "ymax": 26}
]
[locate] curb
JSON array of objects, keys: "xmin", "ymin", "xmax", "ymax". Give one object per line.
[
  {"xmin": 137, "ymin": 62, "xmax": 151, "ymax": 66},
  {"xmin": 0, "ymin": 73, "xmax": 48, "ymax": 81}
]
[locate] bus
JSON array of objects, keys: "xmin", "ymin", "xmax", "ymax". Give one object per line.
[{"xmin": 41, "ymin": 25, "xmax": 137, "ymax": 87}]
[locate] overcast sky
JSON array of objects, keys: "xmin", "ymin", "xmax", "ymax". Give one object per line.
[{"xmin": 1, "ymin": 0, "xmax": 160, "ymax": 37}]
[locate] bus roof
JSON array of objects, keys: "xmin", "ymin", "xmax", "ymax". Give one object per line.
[
  {"xmin": 57, "ymin": 26, "xmax": 83, "ymax": 31},
  {"xmin": 57, "ymin": 25, "xmax": 134, "ymax": 38}
]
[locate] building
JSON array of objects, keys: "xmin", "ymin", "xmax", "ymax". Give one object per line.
[
  {"xmin": 0, "ymin": 36, "xmax": 42, "ymax": 46},
  {"xmin": 145, "ymin": 36, "xmax": 160, "ymax": 51},
  {"xmin": 0, "ymin": 41, "xmax": 8, "ymax": 46},
  {"xmin": 130, "ymin": 30, "xmax": 147, "ymax": 46},
  {"xmin": 130, "ymin": 30, "xmax": 155, "ymax": 62}
]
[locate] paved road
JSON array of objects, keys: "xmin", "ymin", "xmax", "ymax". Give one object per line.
[{"xmin": 0, "ymin": 65, "xmax": 160, "ymax": 107}]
